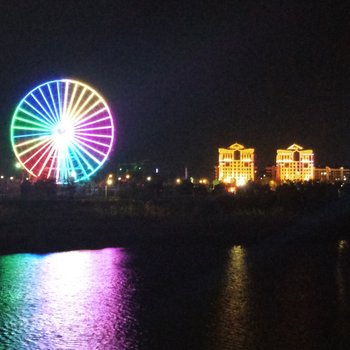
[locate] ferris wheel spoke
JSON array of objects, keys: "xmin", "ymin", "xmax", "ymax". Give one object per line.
[
  {"xmin": 74, "ymin": 138, "xmax": 108, "ymax": 157},
  {"xmin": 70, "ymin": 144, "xmax": 96, "ymax": 173},
  {"xmin": 29, "ymin": 141, "xmax": 55, "ymax": 172},
  {"xmin": 66, "ymin": 83, "xmax": 78, "ymax": 119},
  {"xmin": 14, "ymin": 116, "xmax": 53, "ymax": 130},
  {"xmin": 76, "ymin": 126, "xmax": 112, "ymax": 132},
  {"xmin": 39, "ymin": 87, "xmax": 58, "ymax": 125},
  {"xmin": 17, "ymin": 107, "xmax": 53, "ymax": 128},
  {"xmin": 15, "ymin": 135, "xmax": 51, "ymax": 149},
  {"xmin": 47, "ymin": 84, "xmax": 60, "ymax": 123},
  {"xmin": 31, "ymin": 93, "xmax": 57, "ymax": 125},
  {"xmin": 46, "ymin": 148, "xmax": 58, "ymax": 178},
  {"xmin": 24, "ymin": 100, "xmax": 56, "ymax": 127},
  {"xmin": 13, "ymin": 125, "xmax": 54, "ymax": 132},
  {"xmin": 57, "ymin": 81, "xmax": 63, "ymax": 120},
  {"xmin": 13, "ymin": 131, "xmax": 51, "ymax": 139},
  {"xmin": 74, "ymin": 132, "xmax": 112, "ymax": 139},
  {"xmin": 74, "ymin": 141, "xmax": 102, "ymax": 165},
  {"xmin": 62, "ymin": 81, "xmax": 70, "ymax": 119},
  {"xmin": 67, "ymin": 148, "xmax": 76, "ymax": 174},
  {"xmin": 68, "ymin": 146, "xmax": 89, "ymax": 178},
  {"xmin": 60, "ymin": 147, "xmax": 74, "ymax": 181},
  {"xmin": 73, "ymin": 108, "xmax": 107, "ymax": 128},
  {"xmin": 18, "ymin": 137, "xmax": 52, "ymax": 158},
  {"xmin": 69, "ymin": 87, "xmax": 87, "ymax": 119},
  {"xmin": 71, "ymin": 91, "xmax": 95, "ymax": 122},
  {"xmin": 74, "ymin": 134, "xmax": 110, "ymax": 148},
  {"xmin": 74, "ymin": 115, "xmax": 110, "ymax": 129},
  {"xmin": 21, "ymin": 139, "xmax": 54, "ymax": 164},
  {"xmin": 74, "ymin": 99, "xmax": 102, "ymax": 124}
]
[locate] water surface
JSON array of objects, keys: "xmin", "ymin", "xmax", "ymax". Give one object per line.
[{"xmin": 0, "ymin": 237, "xmax": 349, "ymax": 349}]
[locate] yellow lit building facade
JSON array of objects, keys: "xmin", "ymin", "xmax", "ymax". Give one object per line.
[
  {"xmin": 218, "ymin": 143, "xmax": 255, "ymax": 185},
  {"xmin": 276, "ymin": 143, "xmax": 314, "ymax": 182}
]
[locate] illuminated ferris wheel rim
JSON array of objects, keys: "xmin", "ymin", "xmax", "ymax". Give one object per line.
[
  {"xmin": 10, "ymin": 78, "xmax": 116, "ymax": 183},
  {"xmin": 14, "ymin": 78, "xmax": 113, "ymax": 114}
]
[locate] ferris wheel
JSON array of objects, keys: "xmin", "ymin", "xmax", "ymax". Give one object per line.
[{"xmin": 10, "ymin": 79, "xmax": 115, "ymax": 183}]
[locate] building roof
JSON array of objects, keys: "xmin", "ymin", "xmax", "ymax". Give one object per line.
[
  {"xmin": 287, "ymin": 143, "xmax": 304, "ymax": 151},
  {"xmin": 228, "ymin": 142, "xmax": 245, "ymax": 150}
]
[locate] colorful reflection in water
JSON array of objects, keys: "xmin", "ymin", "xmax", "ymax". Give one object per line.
[
  {"xmin": 0, "ymin": 248, "xmax": 140, "ymax": 349},
  {"xmin": 1, "ymin": 239, "xmax": 350, "ymax": 349}
]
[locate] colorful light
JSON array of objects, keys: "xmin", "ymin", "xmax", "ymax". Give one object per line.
[{"xmin": 10, "ymin": 79, "xmax": 115, "ymax": 183}]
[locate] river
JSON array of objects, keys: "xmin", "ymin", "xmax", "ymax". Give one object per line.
[{"xmin": 0, "ymin": 235, "xmax": 349, "ymax": 349}]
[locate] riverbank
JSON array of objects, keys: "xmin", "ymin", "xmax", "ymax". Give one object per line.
[{"xmin": 0, "ymin": 195, "xmax": 349, "ymax": 254}]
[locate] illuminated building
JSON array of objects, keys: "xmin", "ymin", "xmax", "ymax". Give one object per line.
[
  {"xmin": 314, "ymin": 166, "xmax": 349, "ymax": 183},
  {"xmin": 218, "ymin": 143, "xmax": 255, "ymax": 185},
  {"xmin": 276, "ymin": 144, "xmax": 314, "ymax": 182}
]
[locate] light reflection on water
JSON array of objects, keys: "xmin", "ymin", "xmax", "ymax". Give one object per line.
[
  {"xmin": 0, "ymin": 248, "xmax": 140, "ymax": 350},
  {"xmin": 0, "ymin": 238, "xmax": 350, "ymax": 349},
  {"xmin": 212, "ymin": 245, "xmax": 251, "ymax": 349}
]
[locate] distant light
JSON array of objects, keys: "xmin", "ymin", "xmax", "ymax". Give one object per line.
[
  {"xmin": 106, "ymin": 179, "xmax": 113, "ymax": 186},
  {"xmin": 118, "ymin": 177, "xmax": 122, "ymax": 181},
  {"xmin": 26, "ymin": 177, "xmax": 29, "ymax": 181},
  {"xmin": 119, "ymin": 168, "xmax": 122, "ymax": 171},
  {"xmin": 176, "ymin": 178, "xmax": 181, "ymax": 184},
  {"xmin": 108, "ymin": 173, "xmax": 113, "ymax": 178},
  {"xmin": 0, "ymin": 176, "xmax": 3, "ymax": 179},
  {"xmin": 236, "ymin": 178, "xmax": 246, "ymax": 187},
  {"xmin": 155, "ymin": 168, "xmax": 159, "ymax": 174},
  {"xmin": 10, "ymin": 176, "xmax": 14, "ymax": 180},
  {"xmin": 228, "ymin": 186, "xmax": 235, "ymax": 193},
  {"xmin": 126, "ymin": 174, "xmax": 130, "ymax": 179},
  {"xmin": 15, "ymin": 162, "xmax": 21, "ymax": 169},
  {"xmin": 146, "ymin": 176, "xmax": 152, "ymax": 181}
]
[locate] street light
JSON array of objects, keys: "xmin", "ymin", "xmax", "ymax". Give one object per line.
[{"xmin": 105, "ymin": 178, "xmax": 114, "ymax": 199}]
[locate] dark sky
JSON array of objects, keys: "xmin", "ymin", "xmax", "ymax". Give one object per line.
[{"xmin": 0, "ymin": 0, "xmax": 349, "ymax": 177}]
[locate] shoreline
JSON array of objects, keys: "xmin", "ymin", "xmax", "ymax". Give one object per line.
[{"xmin": 0, "ymin": 196, "xmax": 349, "ymax": 255}]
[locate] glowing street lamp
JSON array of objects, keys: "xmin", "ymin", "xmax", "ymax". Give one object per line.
[{"xmin": 105, "ymin": 177, "xmax": 114, "ymax": 199}]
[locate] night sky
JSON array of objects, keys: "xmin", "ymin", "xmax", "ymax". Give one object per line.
[{"xmin": 0, "ymin": 1, "xmax": 349, "ymax": 177}]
